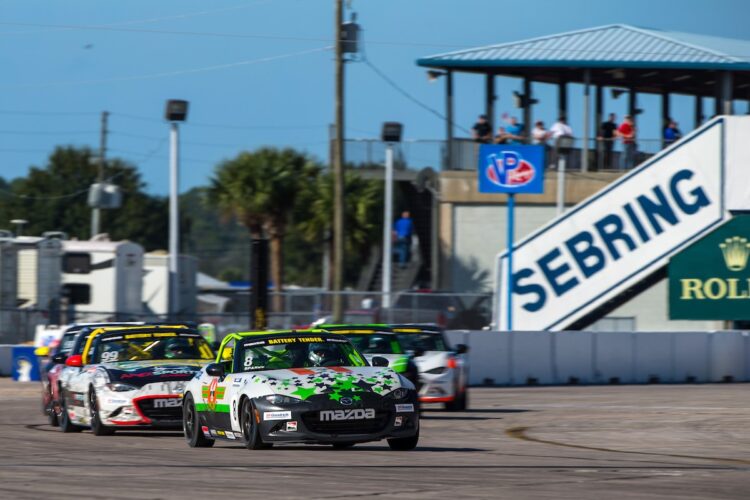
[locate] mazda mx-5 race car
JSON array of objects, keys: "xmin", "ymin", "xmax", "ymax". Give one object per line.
[
  {"xmin": 58, "ymin": 325, "xmax": 214, "ymax": 434},
  {"xmin": 317, "ymin": 324, "xmax": 421, "ymax": 391},
  {"xmin": 182, "ymin": 330, "xmax": 419, "ymax": 450},
  {"xmin": 392, "ymin": 325, "xmax": 469, "ymax": 410}
]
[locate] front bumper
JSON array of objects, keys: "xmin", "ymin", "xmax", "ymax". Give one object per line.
[
  {"xmin": 253, "ymin": 393, "xmax": 419, "ymax": 444},
  {"xmin": 100, "ymin": 384, "xmax": 187, "ymax": 428},
  {"xmin": 418, "ymin": 369, "xmax": 458, "ymax": 403}
]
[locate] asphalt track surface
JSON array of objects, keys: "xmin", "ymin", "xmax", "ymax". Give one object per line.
[{"xmin": 1, "ymin": 380, "xmax": 748, "ymax": 499}]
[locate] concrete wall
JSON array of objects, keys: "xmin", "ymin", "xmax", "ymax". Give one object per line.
[{"xmin": 445, "ymin": 330, "xmax": 750, "ymax": 386}]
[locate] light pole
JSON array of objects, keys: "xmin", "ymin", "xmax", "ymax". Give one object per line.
[
  {"xmin": 10, "ymin": 219, "xmax": 27, "ymax": 237},
  {"xmin": 165, "ymin": 99, "xmax": 188, "ymax": 319},
  {"xmin": 381, "ymin": 122, "xmax": 402, "ymax": 311}
]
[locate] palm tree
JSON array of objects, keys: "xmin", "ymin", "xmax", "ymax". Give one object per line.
[{"xmin": 208, "ymin": 147, "xmax": 316, "ymax": 310}]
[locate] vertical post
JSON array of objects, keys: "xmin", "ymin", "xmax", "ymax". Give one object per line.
[
  {"xmin": 249, "ymin": 239, "xmax": 269, "ymax": 330},
  {"xmin": 695, "ymin": 95, "xmax": 704, "ymax": 128},
  {"xmin": 91, "ymin": 110, "xmax": 109, "ymax": 238},
  {"xmin": 721, "ymin": 71, "xmax": 734, "ymax": 115},
  {"xmin": 382, "ymin": 144, "xmax": 394, "ymax": 309},
  {"xmin": 485, "ymin": 74, "xmax": 495, "ymax": 133},
  {"xmin": 628, "ymin": 88, "xmax": 637, "ymax": 124},
  {"xmin": 594, "ymin": 85, "xmax": 603, "ymax": 171},
  {"xmin": 557, "ymin": 81, "xmax": 568, "ymax": 121},
  {"xmin": 582, "ymin": 69, "xmax": 591, "ymax": 172},
  {"xmin": 169, "ymin": 122, "xmax": 180, "ymax": 318},
  {"xmin": 445, "ymin": 70, "xmax": 454, "ymax": 169},
  {"xmin": 661, "ymin": 91, "xmax": 670, "ymax": 149},
  {"xmin": 332, "ymin": 0, "xmax": 345, "ymax": 322},
  {"xmin": 506, "ymin": 194, "xmax": 515, "ymax": 331},
  {"xmin": 430, "ymin": 190, "xmax": 439, "ymax": 290},
  {"xmin": 556, "ymin": 153, "xmax": 566, "ymax": 215},
  {"xmin": 523, "ymin": 77, "xmax": 532, "ymax": 144}
]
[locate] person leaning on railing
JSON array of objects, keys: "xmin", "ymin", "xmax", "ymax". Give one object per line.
[
  {"xmin": 616, "ymin": 115, "xmax": 637, "ymax": 169},
  {"xmin": 597, "ymin": 113, "xmax": 617, "ymax": 169}
]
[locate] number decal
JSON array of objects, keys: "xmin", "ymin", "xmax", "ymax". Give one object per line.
[{"xmin": 101, "ymin": 351, "xmax": 119, "ymax": 362}]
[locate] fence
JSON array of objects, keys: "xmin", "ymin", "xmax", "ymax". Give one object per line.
[{"xmin": 0, "ymin": 290, "xmax": 492, "ymax": 344}]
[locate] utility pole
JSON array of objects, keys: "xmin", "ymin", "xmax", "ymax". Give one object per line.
[
  {"xmin": 90, "ymin": 110, "xmax": 109, "ymax": 238},
  {"xmin": 332, "ymin": 0, "xmax": 345, "ymax": 322}
]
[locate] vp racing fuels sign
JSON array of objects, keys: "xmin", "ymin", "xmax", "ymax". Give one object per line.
[
  {"xmin": 497, "ymin": 120, "xmax": 726, "ymax": 330},
  {"xmin": 478, "ymin": 144, "xmax": 545, "ymax": 194}
]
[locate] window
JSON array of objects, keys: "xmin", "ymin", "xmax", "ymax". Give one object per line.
[
  {"xmin": 64, "ymin": 253, "xmax": 92, "ymax": 274},
  {"xmin": 63, "ymin": 284, "xmax": 91, "ymax": 305}
]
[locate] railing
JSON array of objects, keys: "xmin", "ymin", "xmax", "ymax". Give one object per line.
[
  {"xmin": 342, "ymin": 136, "xmax": 666, "ymax": 172},
  {"xmin": 1, "ymin": 290, "xmax": 493, "ymax": 344}
]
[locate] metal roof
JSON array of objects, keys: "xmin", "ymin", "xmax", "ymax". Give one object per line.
[{"xmin": 417, "ymin": 24, "xmax": 750, "ymax": 71}]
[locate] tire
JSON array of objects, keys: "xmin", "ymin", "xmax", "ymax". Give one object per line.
[
  {"xmin": 332, "ymin": 442, "xmax": 356, "ymax": 449},
  {"xmin": 183, "ymin": 393, "xmax": 214, "ymax": 448},
  {"xmin": 445, "ymin": 382, "xmax": 468, "ymax": 411},
  {"xmin": 387, "ymin": 429, "xmax": 419, "ymax": 451},
  {"xmin": 89, "ymin": 388, "xmax": 115, "ymax": 436},
  {"xmin": 240, "ymin": 398, "xmax": 271, "ymax": 450},
  {"xmin": 47, "ymin": 387, "xmax": 60, "ymax": 427},
  {"xmin": 59, "ymin": 395, "xmax": 83, "ymax": 433}
]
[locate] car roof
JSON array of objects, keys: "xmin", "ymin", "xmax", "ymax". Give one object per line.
[
  {"xmin": 318, "ymin": 324, "xmax": 395, "ymax": 335},
  {"xmin": 81, "ymin": 324, "xmax": 191, "ymax": 364},
  {"xmin": 389, "ymin": 324, "xmax": 444, "ymax": 334}
]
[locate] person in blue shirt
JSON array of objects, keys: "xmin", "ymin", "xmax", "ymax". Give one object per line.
[
  {"xmin": 393, "ymin": 211, "xmax": 414, "ymax": 269},
  {"xmin": 663, "ymin": 120, "xmax": 682, "ymax": 147},
  {"xmin": 503, "ymin": 116, "xmax": 525, "ymax": 144}
]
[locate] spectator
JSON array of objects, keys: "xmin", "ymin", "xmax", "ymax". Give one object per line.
[
  {"xmin": 549, "ymin": 117, "xmax": 574, "ymax": 169},
  {"xmin": 493, "ymin": 125, "xmax": 509, "ymax": 144},
  {"xmin": 392, "ymin": 211, "xmax": 414, "ymax": 269},
  {"xmin": 503, "ymin": 116, "xmax": 525, "ymax": 144},
  {"xmin": 617, "ymin": 115, "xmax": 637, "ymax": 169},
  {"xmin": 471, "ymin": 114, "xmax": 493, "ymax": 143},
  {"xmin": 663, "ymin": 120, "xmax": 682, "ymax": 147},
  {"xmin": 531, "ymin": 121, "xmax": 550, "ymax": 145},
  {"xmin": 597, "ymin": 113, "xmax": 617, "ymax": 169}
]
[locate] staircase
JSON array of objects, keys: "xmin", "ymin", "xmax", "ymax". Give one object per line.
[{"xmin": 494, "ymin": 117, "xmax": 730, "ymax": 331}]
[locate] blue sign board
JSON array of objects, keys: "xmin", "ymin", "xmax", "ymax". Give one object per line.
[
  {"xmin": 12, "ymin": 346, "xmax": 40, "ymax": 382},
  {"xmin": 478, "ymin": 144, "xmax": 545, "ymax": 194}
]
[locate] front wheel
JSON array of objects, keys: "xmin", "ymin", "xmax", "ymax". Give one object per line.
[
  {"xmin": 89, "ymin": 389, "xmax": 115, "ymax": 436},
  {"xmin": 59, "ymin": 395, "xmax": 83, "ymax": 433},
  {"xmin": 387, "ymin": 429, "xmax": 419, "ymax": 451},
  {"xmin": 240, "ymin": 399, "xmax": 271, "ymax": 450},
  {"xmin": 183, "ymin": 393, "xmax": 214, "ymax": 448},
  {"xmin": 47, "ymin": 390, "xmax": 60, "ymax": 427}
]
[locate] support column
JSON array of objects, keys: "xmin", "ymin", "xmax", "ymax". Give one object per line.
[
  {"xmin": 721, "ymin": 71, "xmax": 734, "ymax": 115},
  {"xmin": 661, "ymin": 91, "xmax": 670, "ymax": 149},
  {"xmin": 582, "ymin": 69, "xmax": 591, "ymax": 172},
  {"xmin": 445, "ymin": 70, "xmax": 454, "ymax": 169},
  {"xmin": 558, "ymin": 80, "xmax": 568, "ymax": 120},
  {"xmin": 523, "ymin": 77, "xmax": 532, "ymax": 144},
  {"xmin": 485, "ymin": 73, "xmax": 496, "ymax": 133},
  {"xmin": 695, "ymin": 95, "xmax": 704, "ymax": 127},
  {"xmin": 628, "ymin": 88, "xmax": 638, "ymax": 125},
  {"xmin": 594, "ymin": 85, "xmax": 603, "ymax": 171}
]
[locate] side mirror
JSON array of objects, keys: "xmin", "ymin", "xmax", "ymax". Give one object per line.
[
  {"xmin": 455, "ymin": 344, "xmax": 468, "ymax": 354},
  {"xmin": 206, "ymin": 363, "xmax": 225, "ymax": 377},
  {"xmin": 65, "ymin": 355, "xmax": 83, "ymax": 367},
  {"xmin": 51, "ymin": 353, "xmax": 67, "ymax": 364},
  {"xmin": 371, "ymin": 356, "xmax": 389, "ymax": 367},
  {"xmin": 34, "ymin": 346, "xmax": 50, "ymax": 357}
]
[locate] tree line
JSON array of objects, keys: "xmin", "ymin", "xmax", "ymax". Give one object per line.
[{"xmin": 0, "ymin": 145, "xmax": 384, "ymax": 291}]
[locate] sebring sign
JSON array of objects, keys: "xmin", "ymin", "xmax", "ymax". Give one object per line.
[
  {"xmin": 669, "ymin": 216, "xmax": 750, "ymax": 320},
  {"xmin": 496, "ymin": 119, "xmax": 726, "ymax": 331}
]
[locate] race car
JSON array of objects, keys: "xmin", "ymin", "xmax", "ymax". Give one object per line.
[
  {"xmin": 391, "ymin": 325, "xmax": 469, "ymax": 411},
  {"xmin": 182, "ymin": 329, "xmax": 419, "ymax": 450},
  {"xmin": 58, "ymin": 325, "xmax": 214, "ymax": 434},
  {"xmin": 317, "ymin": 324, "xmax": 421, "ymax": 391},
  {"xmin": 38, "ymin": 322, "xmax": 145, "ymax": 426}
]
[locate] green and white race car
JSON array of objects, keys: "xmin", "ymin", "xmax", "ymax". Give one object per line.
[{"xmin": 182, "ymin": 329, "xmax": 420, "ymax": 450}]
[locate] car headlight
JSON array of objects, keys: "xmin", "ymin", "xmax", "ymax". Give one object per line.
[
  {"xmin": 425, "ymin": 366, "xmax": 446, "ymax": 375},
  {"xmin": 106, "ymin": 382, "xmax": 138, "ymax": 392},
  {"xmin": 264, "ymin": 394, "xmax": 304, "ymax": 405},
  {"xmin": 388, "ymin": 388, "xmax": 409, "ymax": 400}
]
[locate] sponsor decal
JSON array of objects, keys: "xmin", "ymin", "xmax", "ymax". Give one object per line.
[
  {"xmin": 234, "ymin": 432, "xmax": 244, "ymax": 439},
  {"xmin": 264, "ymin": 411, "xmax": 291, "ymax": 421},
  {"xmin": 225, "ymin": 431, "xmax": 236, "ymax": 440},
  {"xmin": 319, "ymin": 408, "xmax": 375, "ymax": 421},
  {"xmin": 267, "ymin": 336, "xmax": 323, "ymax": 345},
  {"xmin": 339, "ymin": 397, "xmax": 353, "ymax": 406},
  {"xmin": 201, "ymin": 379, "xmax": 225, "ymax": 411},
  {"xmin": 394, "ymin": 416, "xmax": 403, "ymax": 427},
  {"xmin": 106, "ymin": 398, "xmax": 128, "ymax": 405},
  {"xmin": 285, "ymin": 421, "xmax": 298, "ymax": 432},
  {"xmin": 153, "ymin": 398, "xmax": 182, "ymax": 409},
  {"xmin": 395, "ymin": 404, "xmax": 414, "ymax": 413},
  {"xmin": 201, "ymin": 425, "xmax": 211, "ymax": 438},
  {"xmin": 210, "ymin": 429, "xmax": 226, "ymax": 437}
]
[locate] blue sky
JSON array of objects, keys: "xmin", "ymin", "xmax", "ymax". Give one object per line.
[{"xmin": 1, "ymin": 0, "xmax": 748, "ymax": 194}]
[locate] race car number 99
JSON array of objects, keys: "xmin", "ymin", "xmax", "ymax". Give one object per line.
[{"xmin": 101, "ymin": 351, "xmax": 119, "ymax": 362}]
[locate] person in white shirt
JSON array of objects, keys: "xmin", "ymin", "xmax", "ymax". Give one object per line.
[
  {"xmin": 549, "ymin": 116, "xmax": 573, "ymax": 139},
  {"xmin": 531, "ymin": 121, "xmax": 550, "ymax": 145}
]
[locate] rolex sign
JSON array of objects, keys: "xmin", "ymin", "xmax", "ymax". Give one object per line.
[{"xmin": 669, "ymin": 216, "xmax": 750, "ymax": 320}]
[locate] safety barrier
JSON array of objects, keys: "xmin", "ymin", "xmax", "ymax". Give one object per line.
[{"xmin": 445, "ymin": 330, "xmax": 750, "ymax": 386}]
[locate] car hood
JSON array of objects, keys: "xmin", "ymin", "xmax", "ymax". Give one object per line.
[
  {"xmin": 103, "ymin": 360, "xmax": 208, "ymax": 387},
  {"xmin": 414, "ymin": 351, "xmax": 451, "ymax": 372},
  {"xmin": 248, "ymin": 366, "xmax": 404, "ymax": 400}
]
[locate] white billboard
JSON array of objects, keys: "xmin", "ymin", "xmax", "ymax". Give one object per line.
[{"xmin": 496, "ymin": 119, "xmax": 727, "ymax": 331}]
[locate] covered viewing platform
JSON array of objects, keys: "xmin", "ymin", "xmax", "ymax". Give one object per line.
[{"xmin": 343, "ymin": 24, "xmax": 750, "ymax": 174}]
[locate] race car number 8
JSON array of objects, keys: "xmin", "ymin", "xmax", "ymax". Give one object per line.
[
  {"xmin": 101, "ymin": 351, "xmax": 119, "ymax": 362},
  {"xmin": 244, "ymin": 354, "xmax": 253, "ymax": 369}
]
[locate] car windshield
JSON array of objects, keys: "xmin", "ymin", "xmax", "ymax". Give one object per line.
[
  {"xmin": 59, "ymin": 332, "xmax": 78, "ymax": 354},
  {"xmin": 344, "ymin": 334, "xmax": 400, "ymax": 354},
  {"xmin": 95, "ymin": 332, "xmax": 213, "ymax": 363},
  {"xmin": 238, "ymin": 335, "xmax": 366, "ymax": 372},
  {"xmin": 396, "ymin": 333, "xmax": 448, "ymax": 352}
]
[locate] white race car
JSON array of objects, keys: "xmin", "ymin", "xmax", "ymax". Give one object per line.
[
  {"xmin": 58, "ymin": 326, "xmax": 214, "ymax": 434},
  {"xmin": 182, "ymin": 330, "xmax": 420, "ymax": 450},
  {"xmin": 391, "ymin": 325, "xmax": 469, "ymax": 410}
]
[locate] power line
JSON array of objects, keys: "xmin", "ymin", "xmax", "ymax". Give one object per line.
[
  {"xmin": 0, "ymin": 129, "xmax": 96, "ymax": 136},
  {"xmin": 0, "ymin": 109, "xmax": 99, "ymax": 116}
]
